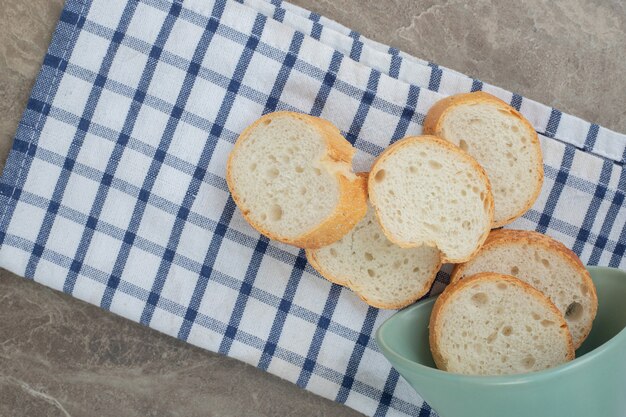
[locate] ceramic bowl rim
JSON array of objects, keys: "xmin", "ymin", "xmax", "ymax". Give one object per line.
[{"xmin": 375, "ymin": 266, "xmax": 626, "ymax": 385}]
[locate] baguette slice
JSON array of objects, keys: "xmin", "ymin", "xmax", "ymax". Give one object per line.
[
  {"xmin": 423, "ymin": 92, "xmax": 543, "ymax": 227},
  {"xmin": 227, "ymin": 112, "xmax": 367, "ymax": 248},
  {"xmin": 306, "ymin": 204, "xmax": 442, "ymax": 309},
  {"xmin": 450, "ymin": 229, "xmax": 597, "ymax": 348},
  {"xmin": 430, "ymin": 273, "xmax": 575, "ymax": 376},
  {"xmin": 368, "ymin": 135, "xmax": 494, "ymax": 263}
]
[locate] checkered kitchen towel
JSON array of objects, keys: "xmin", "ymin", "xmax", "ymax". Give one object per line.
[{"xmin": 2, "ymin": 0, "xmax": 626, "ymax": 415}]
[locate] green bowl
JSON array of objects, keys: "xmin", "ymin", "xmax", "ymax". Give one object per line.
[{"xmin": 375, "ymin": 266, "xmax": 626, "ymax": 417}]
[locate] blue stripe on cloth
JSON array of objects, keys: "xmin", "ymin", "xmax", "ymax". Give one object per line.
[
  {"xmin": 510, "ymin": 93, "xmax": 523, "ymax": 111},
  {"xmin": 348, "ymin": 30, "xmax": 363, "ymax": 61},
  {"xmin": 49, "ymin": 49, "xmax": 285, "ymax": 141},
  {"xmin": 218, "ymin": 234, "xmax": 269, "ymax": 353},
  {"xmin": 70, "ymin": 8, "xmax": 424, "ymax": 153},
  {"xmin": 92, "ymin": 1, "xmax": 185, "ymax": 308},
  {"xmin": 272, "ymin": 3, "xmax": 286, "ymax": 22},
  {"xmin": 571, "ymin": 159, "xmax": 612, "ymax": 256},
  {"xmin": 584, "ymin": 123, "xmax": 600, "ymax": 152},
  {"xmin": 145, "ymin": 15, "xmax": 266, "ymax": 327},
  {"xmin": 189, "ymin": 11, "xmax": 268, "ymax": 355},
  {"xmin": 177, "ymin": 196, "xmax": 238, "ymax": 341},
  {"xmin": 179, "ymin": 20, "xmax": 291, "ymax": 343},
  {"xmin": 336, "ymin": 307, "xmax": 378, "ymax": 404},
  {"xmin": 536, "ymin": 146, "xmax": 575, "ymax": 234},
  {"xmin": 295, "ymin": 284, "xmax": 342, "ymax": 387},
  {"xmin": 13, "ymin": 94, "xmax": 236, "ymax": 190},
  {"xmin": 427, "ymin": 63, "xmax": 442, "ymax": 92},
  {"xmin": 525, "ymin": 207, "xmax": 623, "ymax": 258},
  {"xmin": 24, "ymin": 1, "xmax": 139, "ymax": 281},
  {"xmin": 610, "ymin": 222, "xmax": 626, "ymax": 267},
  {"xmin": 470, "ymin": 79, "xmax": 483, "ymax": 92},
  {"xmin": 540, "ymin": 165, "xmax": 624, "ymax": 205},
  {"xmin": 544, "ymin": 108, "xmax": 562, "ymax": 138},
  {"xmin": 388, "ymin": 47, "xmax": 402, "ymax": 79},
  {"xmin": 373, "ymin": 368, "xmax": 400, "ymax": 417},
  {"xmin": 0, "ymin": 2, "xmax": 92, "ymax": 245},
  {"xmin": 309, "ymin": 12, "xmax": 323, "ymax": 40},
  {"xmin": 418, "ymin": 403, "xmax": 434, "ymax": 417},
  {"xmin": 310, "ymin": 51, "xmax": 343, "ymax": 117},
  {"xmin": 344, "ymin": 70, "xmax": 381, "ymax": 145},
  {"xmin": 263, "ymin": 31, "xmax": 305, "ymax": 115},
  {"xmin": 390, "ymin": 84, "xmax": 420, "ymax": 143},
  {"xmin": 218, "ymin": 17, "xmax": 299, "ymax": 356},
  {"xmin": 430, "ymin": 269, "xmax": 451, "ymax": 291},
  {"xmin": 258, "ymin": 251, "xmax": 307, "ymax": 370},
  {"xmin": 189, "ymin": 25, "xmax": 305, "ymax": 348},
  {"xmin": 65, "ymin": 2, "xmax": 192, "ymax": 296},
  {"xmin": 388, "ymin": 46, "xmax": 400, "ymax": 57},
  {"xmin": 138, "ymin": 1, "xmax": 230, "ymax": 325},
  {"xmin": 596, "ymin": 169, "xmax": 626, "ymax": 266}
]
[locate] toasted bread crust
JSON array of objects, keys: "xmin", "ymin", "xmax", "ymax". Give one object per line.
[
  {"xmin": 450, "ymin": 228, "xmax": 598, "ymax": 347},
  {"xmin": 429, "ymin": 272, "xmax": 575, "ymax": 372},
  {"xmin": 368, "ymin": 135, "xmax": 494, "ymax": 263},
  {"xmin": 226, "ymin": 111, "xmax": 367, "ymax": 249},
  {"xmin": 423, "ymin": 92, "xmax": 544, "ymax": 228}
]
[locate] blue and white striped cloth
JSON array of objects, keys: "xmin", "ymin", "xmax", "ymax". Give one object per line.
[{"xmin": 2, "ymin": 0, "xmax": 625, "ymax": 415}]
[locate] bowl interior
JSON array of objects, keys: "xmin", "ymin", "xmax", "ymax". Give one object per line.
[{"xmin": 377, "ymin": 266, "xmax": 626, "ymax": 370}]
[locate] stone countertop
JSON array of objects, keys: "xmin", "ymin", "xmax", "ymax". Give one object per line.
[{"xmin": 1, "ymin": 1, "xmax": 624, "ymax": 416}]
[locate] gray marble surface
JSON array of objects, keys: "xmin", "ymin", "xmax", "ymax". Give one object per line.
[{"xmin": 1, "ymin": 1, "xmax": 624, "ymax": 416}]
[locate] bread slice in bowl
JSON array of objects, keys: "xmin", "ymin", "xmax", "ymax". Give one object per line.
[
  {"xmin": 430, "ymin": 272, "xmax": 575, "ymax": 375},
  {"xmin": 451, "ymin": 229, "xmax": 597, "ymax": 348}
]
